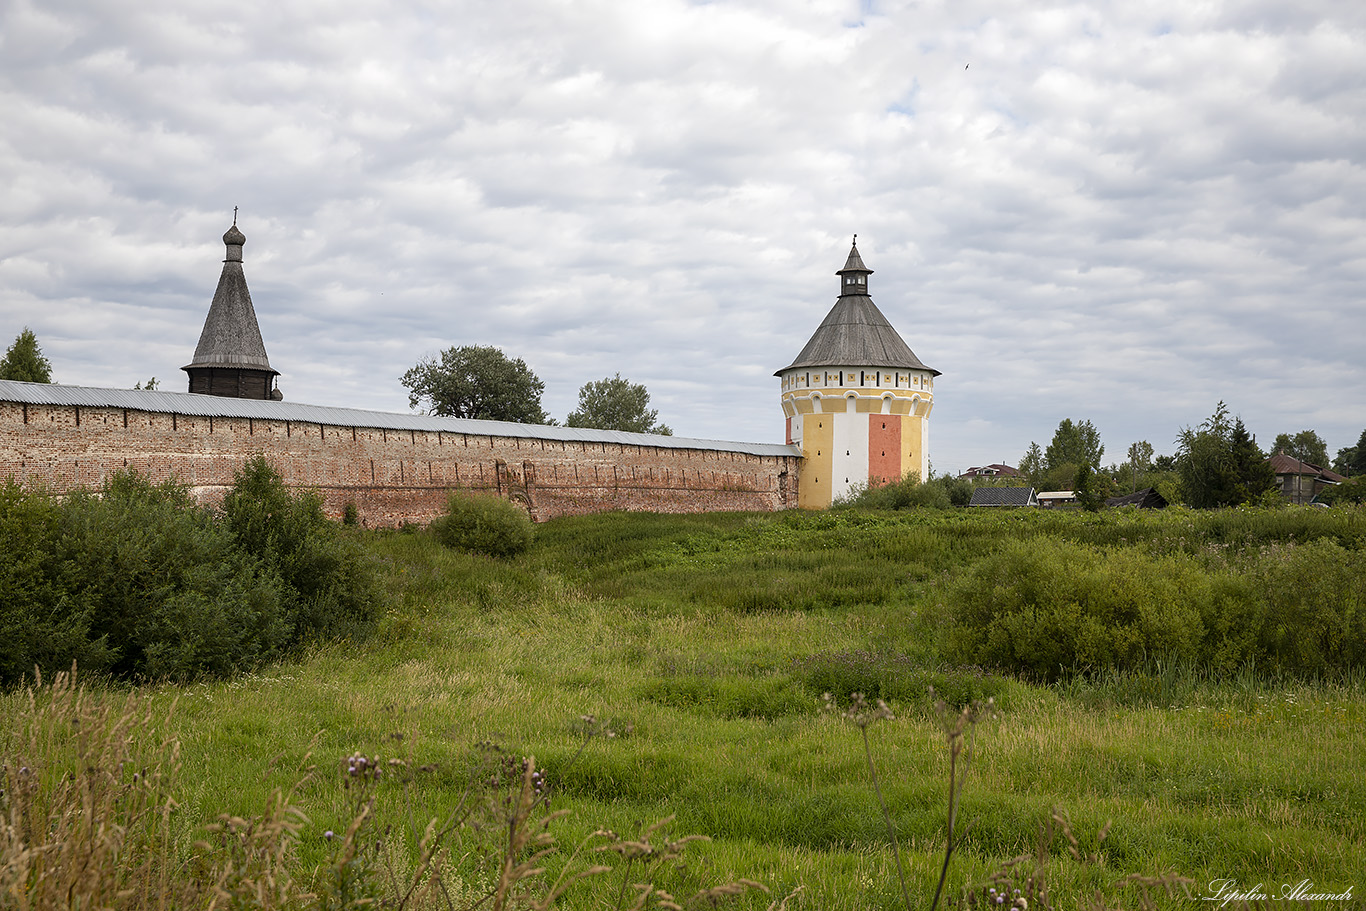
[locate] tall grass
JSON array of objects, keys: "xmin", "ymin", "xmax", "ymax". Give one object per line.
[{"xmin": 3, "ymin": 505, "xmax": 1364, "ymax": 909}]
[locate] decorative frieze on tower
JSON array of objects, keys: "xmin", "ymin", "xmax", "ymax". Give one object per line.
[
  {"xmin": 776, "ymin": 239, "xmax": 939, "ymax": 508},
  {"xmin": 182, "ymin": 219, "xmax": 282, "ymax": 400}
]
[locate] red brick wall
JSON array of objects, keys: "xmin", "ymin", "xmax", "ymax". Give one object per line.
[
  {"xmin": 0, "ymin": 401, "xmax": 799, "ymax": 525},
  {"xmin": 868, "ymin": 415, "xmax": 902, "ymax": 486}
]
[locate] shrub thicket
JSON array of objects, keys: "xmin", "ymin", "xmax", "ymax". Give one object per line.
[
  {"xmin": 1319, "ymin": 477, "xmax": 1366, "ymax": 505},
  {"xmin": 0, "ymin": 478, "xmax": 110, "ymax": 684},
  {"xmin": 57, "ymin": 472, "xmax": 288, "ymax": 681},
  {"xmin": 223, "ymin": 457, "xmax": 380, "ymax": 643},
  {"xmin": 0, "ymin": 461, "xmax": 380, "ymax": 686},
  {"xmin": 430, "ymin": 491, "xmax": 534, "ymax": 557},
  {"xmin": 939, "ymin": 534, "xmax": 1366, "ymax": 680},
  {"xmin": 835, "ymin": 472, "xmax": 952, "ymax": 510}
]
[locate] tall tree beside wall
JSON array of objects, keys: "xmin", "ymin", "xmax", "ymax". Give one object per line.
[
  {"xmin": 0, "ymin": 328, "xmax": 53, "ymax": 383},
  {"xmin": 401, "ymin": 345, "xmax": 552, "ymax": 424},
  {"xmin": 566, "ymin": 374, "xmax": 672, "ymax": 435}
]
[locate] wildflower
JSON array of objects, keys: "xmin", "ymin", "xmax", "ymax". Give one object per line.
[{"xmin": 324, "ymin": 830, "xmax": 335, "ymax": 840}]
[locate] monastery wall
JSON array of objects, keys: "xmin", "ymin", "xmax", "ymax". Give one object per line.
[{"xmin": 0, "ymin": 397, "xmax": 800, "ymax": 525}]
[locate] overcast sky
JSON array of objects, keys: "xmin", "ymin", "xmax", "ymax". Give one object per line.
[{"xmin": 3, "ymin": 0, "xmax": 1363, "ymax": 473}]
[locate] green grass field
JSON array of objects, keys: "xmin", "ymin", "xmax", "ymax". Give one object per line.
[{"xmin": 5, "ymin": 506, "xmax": 1364, "ymax": 909}]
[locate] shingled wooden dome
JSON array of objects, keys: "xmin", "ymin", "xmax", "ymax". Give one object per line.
[
  {"xmin": 775, "ymin": 239, "xmax": 939, "ymax": 377},
  {"xmin": 182, "ymin": 221, "xmax": 281, "ymax": 400}
]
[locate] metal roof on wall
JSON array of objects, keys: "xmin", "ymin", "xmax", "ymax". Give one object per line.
[{"xmin": 0, "ymin": 380, "xmax": 801, "ymax": 459}]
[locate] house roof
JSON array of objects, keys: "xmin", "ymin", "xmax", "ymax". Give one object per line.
[
  {"xmin": 1269, "ymin": 452, "xmax": 1345, "ymax": 483},
  {"xmin": 959, "ymin": 464, "xmax": 1019, "ymax": 478},
  {"xmin": 1105, "ymin": 488, "xmax": 1168, "ymax": 509},
  {"xmin": 182, "ymin": 224, "xmax": 278, "ymax": 375},
  {"xmin": 775, "ymin": 241, "xmax": 939, "ymax": 376},
  {"xmin": 0, "ymin": 379, "xmax": 801, "ymax": 458},
  {"xmin": 968, "ymin": 487, "xmax": 1037, "ymax": 507}
]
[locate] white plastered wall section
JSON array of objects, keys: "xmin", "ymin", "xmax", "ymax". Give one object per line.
[{"xmin": 831, "ymin": 397, "xmax": 868, "ymax": 503}]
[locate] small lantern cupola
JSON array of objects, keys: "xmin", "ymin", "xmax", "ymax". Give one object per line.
[{"xmin": 837, "ymin": 235, "xmax": 872, "ymax": 297}]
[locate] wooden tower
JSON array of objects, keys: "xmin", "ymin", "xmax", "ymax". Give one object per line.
[{"xmin": 182, "ymin": 221, "xmax": 281, "ymax": 400}]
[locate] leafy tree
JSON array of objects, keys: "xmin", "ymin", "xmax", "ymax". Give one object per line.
[
  {"xmin": 1176, "ymin": 403, "xmax": 1272, "ymax": 508},
  {"xmin": 401, "ymin": 345, "xmax": 551, "ymax": 424},
  {"xmin": 1019, "ymin": 442, "xmax": 1044, "ymax": 484},
  {"xmin": 1176, "ymin": 403, "xmax": 1237, "ymax": 508},
  {"xmin": 1273, "ymin": 430, "xmax": 1329, "ymax": 467},
  {"xmin": 133, "ymin": 377, "xmax": 159, "ymax": 390},
  {"xmin": 1121, "ymin": 441, "xmax": 1155, "ymax": 493},
  {"xmin": 1043, "ymin": 419, "xmax": 1104, "ymax": 473},
  {"xmin": 0, "ymin": 327, "xmax": 53, "ymax": 383},
  {"xmin": 1333, "ymin": 429, "xmax": 1366, "ymax": 476},
  {"xmin": 565, "ymin": 373, "xmax": 672, "ymax": 435},
  {"xmin": 1038, "ymin": 462, "xmax": 1080, "ymax": 493}
]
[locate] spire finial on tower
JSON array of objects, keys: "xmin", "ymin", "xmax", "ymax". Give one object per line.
[
  {"xmin": 837, "ymin": 236, "xmax": 871, "ymax": 289},
  {"xmin": 233, "ymin": 206, "xmax": 238, "ymax": 226}
]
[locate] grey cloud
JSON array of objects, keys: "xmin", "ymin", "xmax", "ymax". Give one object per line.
[{"xmin": 3, "ymin": 0, "xmax": 1364, "ymax": 470}]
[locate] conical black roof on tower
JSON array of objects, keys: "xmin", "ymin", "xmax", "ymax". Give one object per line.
[{"xmin": 776, "ymin": 239, "xmax": 938, "ymax": 376}]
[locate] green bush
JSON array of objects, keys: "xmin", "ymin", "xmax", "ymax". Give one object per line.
[
  {"xmin": 0, "ymin": 472, "xmax": 289, "ymax": 684},
  {"xmin": 0, "ymin": 480, "xmax": 112, "ymax": 683},
  {"xmin": 941, "ymin": 539, "xmax": 1210, "ymax": 681},
  {"xmin": 1255, "ymin": 539, "xmax": 1366, "ymax": 675},
  {"xmin": 223, "ymin": 456, "xmax": 381, "ymax": 643},
  {"xmin": 430, "ymin": 491, "xmax": 534, "ymax": 558},
  {"xmin": 59, "ymin": 472, "xmax": 290, "ymax": 681},
  {"xmin": 835, "ymin": 472, "xmax": 951, "ymax": 510},
  {"xmin": 935, "ymin": 474, "xmax": 976, "ymax": 507},
  {"xmin": 939, "ymin": 531, "xmax": 1366, "ymax": 681},
  {"xmin": 1319, "ymin": 477, "xmax": 1366, "ymax": 505},
  {"xmin": 0, "ymin": 461, "xmax": 381, "ymax": 687}
]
